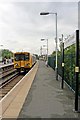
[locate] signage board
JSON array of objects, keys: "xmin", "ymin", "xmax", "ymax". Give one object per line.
[{"xmin": 64, "ymin": 33, "xmax": 76, "ymax": 49}]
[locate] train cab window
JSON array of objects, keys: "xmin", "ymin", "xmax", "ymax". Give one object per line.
[
  {"xmin": 20, "ymin": 54, "xmax": 25, "ymax": 60},
  {"xmin": 14, "ymin": 53, "xmax": 29, "ymax": 61},
  {"xmin": 25, "ymin": 53, "xmax": 29, "ymax": 60},
  {"xmin": 14, "ymin": 54, "xmax": 20, "ymax": 61},
  {"xmin": 15, "ymin": 54, "xmax": 25, "ymax": 61}
]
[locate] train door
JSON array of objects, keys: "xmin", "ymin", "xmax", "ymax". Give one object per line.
[{"xmin": 20, "ymin": 54, "xmax": 25, "ymax": 68}]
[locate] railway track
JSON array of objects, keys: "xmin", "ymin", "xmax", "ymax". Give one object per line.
[
  {"xmin": 0, "ymin": 72, "xmax": 24, "ymax": 100},
  {"xmin": 0, "ymin": 67, "xmax": 18, "ymax": 86},
  {"xmin": 0, "ymin": 71, "xmax": 19, "ymax": 88},
  {"xmin": 0, "ymin": 63, "xmax": 14, "ymax": 73},
  {"xmin": 0, "ymin": 64, "xmax": 26, "ymax": 100},
  {"xmin": 0, "ymin": 63, "xmax": 34, "ymax": 100}
]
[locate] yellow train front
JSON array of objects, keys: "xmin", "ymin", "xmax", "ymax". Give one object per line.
[{"xmin": 14, "ymin": 52, "xmax": 36, "ymax": 73}]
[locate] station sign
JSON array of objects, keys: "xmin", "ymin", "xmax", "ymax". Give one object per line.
[{"xmin": 64, "ymin": 33, "xmax": 76, "ymax": 49}]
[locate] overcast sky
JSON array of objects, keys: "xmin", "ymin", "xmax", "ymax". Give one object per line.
[{"xmin": 0, "ymin": 0, "xmax": 78, "ymax": 55}]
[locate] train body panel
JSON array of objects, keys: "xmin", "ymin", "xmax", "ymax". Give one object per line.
[{"xmin": 14, "ymin": 52, "xmax": 36, "ymax": 72}]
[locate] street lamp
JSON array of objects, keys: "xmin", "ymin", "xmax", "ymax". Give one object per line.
[
  {"xmin": 41, "ymin": 39, "xmax": 48, "ymax": 67},
  {"xmin": 40, "ymin": 12, "xmax": 58, "ymax": 80}
]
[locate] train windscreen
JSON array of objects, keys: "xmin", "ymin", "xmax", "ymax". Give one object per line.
[{"xmin": 14, "ymin": 53, "xmax": 29, "ymax": 61}]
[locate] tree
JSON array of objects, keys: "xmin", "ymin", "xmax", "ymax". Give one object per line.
[{"xmin": 1, "ymin": 49, "xmax": 13, "ymax": 59}]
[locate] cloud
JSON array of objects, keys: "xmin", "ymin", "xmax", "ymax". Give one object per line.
[
  {"xmin": 0, "ymin": 0, "xmax": 79, "ymax": 3},
  {"xmin": 0, "ymin": 2, "xmax": 78, "ymax": 55}
]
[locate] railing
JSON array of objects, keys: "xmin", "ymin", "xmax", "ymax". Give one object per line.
[{"xmin": 48, "ymin": 54, "xmax": 80, "ymax": 95}]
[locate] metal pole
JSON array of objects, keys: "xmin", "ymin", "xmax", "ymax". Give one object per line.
[
  {"xmin": 61, "ymin": 34, "xmax": 64, "ymax": 89},
  {"xmin": 47, "ymin": 39, "xmax": 48, "ymax": 67},
  {"xmin": 55, "ymin": 13, "xmax": 58, "ymax": 80},
  {"xmin": 75, "ymin": 30, "xmax": 79, "ymax": 111}
]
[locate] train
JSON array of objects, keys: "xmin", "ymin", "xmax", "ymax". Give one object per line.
[{"xmin": 14, "ymin": 52, "xmax": 36, "ymax": 73}]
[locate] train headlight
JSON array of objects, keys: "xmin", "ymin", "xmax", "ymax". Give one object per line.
[
  {"xmin": 26, "ymin": 63, "xmax": 30, "ymax": 66},
  {"xmin": 15, "ymin": 63, "xmax": 18, "ymax": 67}
]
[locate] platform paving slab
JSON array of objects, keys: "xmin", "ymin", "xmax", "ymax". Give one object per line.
[{"xmin": 18, "ymin": 60, "xmax": 80, "ymax": 118}]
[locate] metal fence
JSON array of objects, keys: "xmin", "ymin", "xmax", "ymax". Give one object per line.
[
  {"xmin": 48, "ymin": 54, "xmax": 80, "ymax": 94},
  {"xmin": 48, "ymin": 56, "xmax": 55, "ymax": 70},
  {"xmin": 64, "ymin": 54, "xmax": 76, "ymax": 91}
]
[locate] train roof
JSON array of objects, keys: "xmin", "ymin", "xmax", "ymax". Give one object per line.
[
  {"xmin": 14, "ymin": 52, "xmax": 30, "ymax": 54},
  {"xmin": 14, "ymin": 52, "xmax": 36, "ymax": 57}
]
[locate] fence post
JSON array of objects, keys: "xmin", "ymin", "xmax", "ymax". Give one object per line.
[{"xmin": 75, "ymin": 30, "xmax": 79, "ymax": 111}]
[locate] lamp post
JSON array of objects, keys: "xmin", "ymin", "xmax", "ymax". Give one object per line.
[
  {"xmin": 41, "ymin": 39, "xmax": 48, "ymax": 67},
  {"xmin": 40, "ymin": 46, "xmax": 42, "ymax": 56},
  {"xmin": 40, "ymin": 12, "xmax": 58, "ymax": 80}
]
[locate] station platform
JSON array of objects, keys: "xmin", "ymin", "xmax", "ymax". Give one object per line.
[
  {"xmin": 0, "ymin": 63, "xmax": 13, "ymax": 68},
  {"xmin": 18, "ymin": 60, "xmax": 80, "ymax": 118}
]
